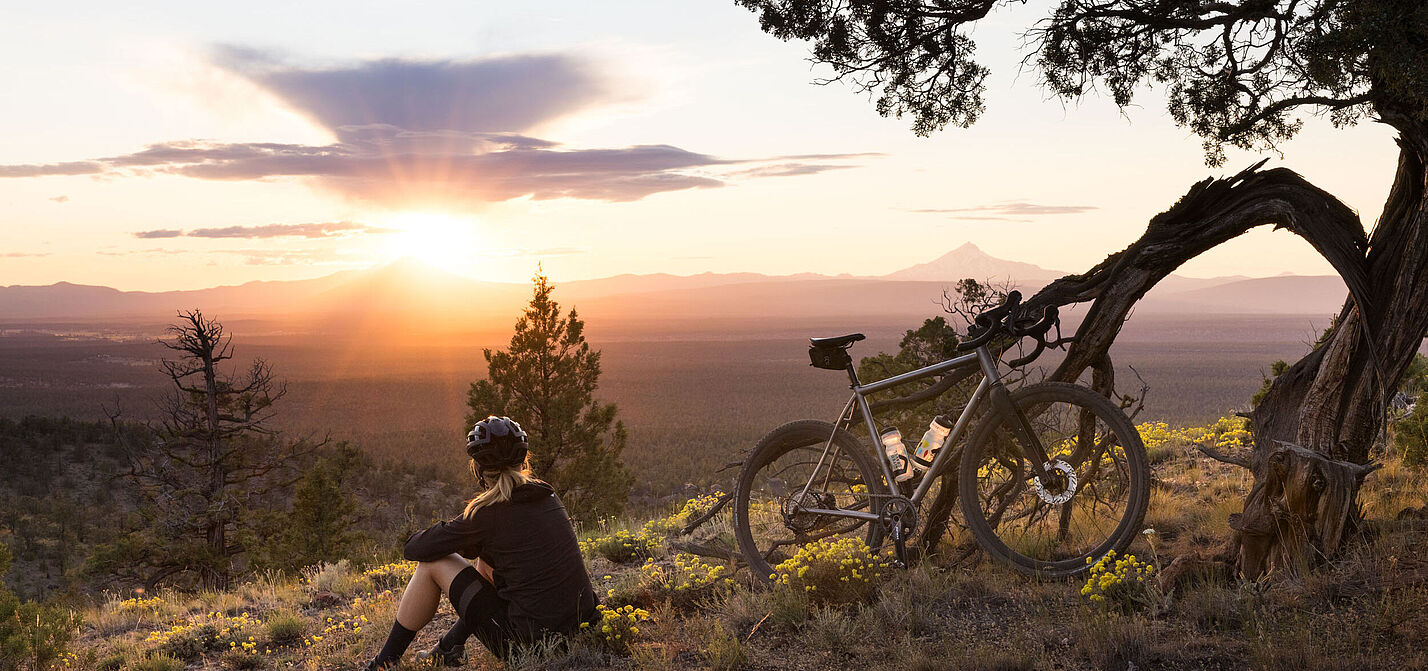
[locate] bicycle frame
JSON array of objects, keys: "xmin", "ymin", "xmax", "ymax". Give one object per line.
[{"xmin": 795, "ymin": 344, "xmax": 1051, "ymax": 523}]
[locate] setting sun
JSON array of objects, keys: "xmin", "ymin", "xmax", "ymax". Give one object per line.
[{"xmin": 384, "ymin": 212, "xmax": 480, "ymax": 273}]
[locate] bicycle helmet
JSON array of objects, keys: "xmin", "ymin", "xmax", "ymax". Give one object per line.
[{"xmin": 466, "ymin": 416, "xmax": 529, "ymax": 468}]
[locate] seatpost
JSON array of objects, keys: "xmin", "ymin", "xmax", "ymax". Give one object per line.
[{"xmin": 844, "ymin": 361, "xmax": 861, "ymax": 388}]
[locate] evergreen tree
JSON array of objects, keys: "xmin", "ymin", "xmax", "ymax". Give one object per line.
[
  {"xmin": 466, "ymin": 273, "xmax": 633, "ymax": 521},
  {"xmin": 254, "ymin": 451, "xmax": 363, "ymax": 571},
  {"xmin": 0, "ymin": 543, "xmax": 22, "ymax": 668},
  {"xmin": 0, "ymin": 542, "xmax": 76, "ymax": 671},
  {"xmin": 1393, "ymin": 393, "xmax": 1428, "ymax": 467}
]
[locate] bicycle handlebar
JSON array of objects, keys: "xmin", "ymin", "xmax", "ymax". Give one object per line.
[{"xmin": 957, "ymin": 290, "xmax": 1067, "ymax": 366}]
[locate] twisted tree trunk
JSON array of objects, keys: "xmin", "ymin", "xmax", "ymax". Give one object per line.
[{"xmin": 1021, "ymin": 116, "xmax": 1428, "ymax": 575}]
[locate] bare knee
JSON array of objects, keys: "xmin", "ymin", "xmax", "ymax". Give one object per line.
[{"xmin": 417, "ymin": 554, "xmax": 471, "ymax": 590}]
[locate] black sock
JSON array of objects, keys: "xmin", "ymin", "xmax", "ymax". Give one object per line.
[
  {"xmin": 439, "ymin": 618, "xmax": 473, "ymax": 651},
  {"xmin": 373, "ymin": 621, "xmax": 418, "ymax": 667}
]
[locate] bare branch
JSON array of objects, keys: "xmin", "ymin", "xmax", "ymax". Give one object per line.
[{"xmin": 1196, "ymin": 441, "xmax": 1253, "ymax": 469}]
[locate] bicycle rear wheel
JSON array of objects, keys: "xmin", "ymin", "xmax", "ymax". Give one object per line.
[
  {"xmin": 733, "ymin": 420, "xmax": 885, "ymax": 582},
  {"xmin": 958, "ymin": 382, "xmax": 1148, "ymax": 578}
]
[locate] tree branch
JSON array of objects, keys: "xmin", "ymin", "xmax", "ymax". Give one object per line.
[
  {"xmin": 1023, "ymin": 162, "xmax": 1372, "ymax": 387},
  {"xmin": 1195, "ymin": 442, "xmax": 1253, "ymax": 469}
]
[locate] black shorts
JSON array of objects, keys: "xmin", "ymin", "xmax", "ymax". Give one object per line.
[{"xmin": 447, "ymin": 566, "xmax": 538, "ymax": 660}]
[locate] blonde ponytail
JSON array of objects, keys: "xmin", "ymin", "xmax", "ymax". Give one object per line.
[{"xmin": 464, "ymin": 457, "xmax": 534, "ymax": 516}]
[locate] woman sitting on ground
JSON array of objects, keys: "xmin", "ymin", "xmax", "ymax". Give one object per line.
[{"xmin": 363, "ymin": 416, "xmax": 599, "ymax": 670}]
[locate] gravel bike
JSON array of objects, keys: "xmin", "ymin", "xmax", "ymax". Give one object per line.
[{"xmin": 732, "ymin": 291, "xmax": 1148, "ymax": 579}]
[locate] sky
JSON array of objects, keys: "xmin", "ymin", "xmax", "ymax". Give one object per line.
[{"xmin": 0, "ymin": 0, "xmax": 1404, "ymax": 292}]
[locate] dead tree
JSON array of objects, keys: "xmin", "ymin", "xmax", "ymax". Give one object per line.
[{"xmin": 120, "ymin": 310, "xmax": 319, "ymax": 589}]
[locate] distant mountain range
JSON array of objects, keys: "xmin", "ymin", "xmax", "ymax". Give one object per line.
[{"xmin": 0, "ymin": 243, "xmax": 1348, "ymax": 329}]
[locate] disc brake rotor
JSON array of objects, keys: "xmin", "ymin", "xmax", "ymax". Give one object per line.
[{"xmin": 1032, "ymin": 459, "xmax": 1078, "ymax": 505}]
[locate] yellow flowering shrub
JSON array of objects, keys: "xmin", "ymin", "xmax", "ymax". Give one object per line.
[
  {"xmin": 641, "ymin": 493, "xmax": 724, "ymax": 538},
  {"xmin": 584, "ymin": 493, "xmax": 726, "ymax": 564},
  {"xmin": 636, "ymin": 553, "xmax": 736, "ymax": 609},
  {"xmin": 579, "ymin": 604, "xmax": 651, "ymax": 654},
  {"xmin": 114, "ymin": 596, "xmax": 165, "ymax": 613},
  {"xmin": 143, "ymin": 611, "xmax": 265, "ymax": 662},
  {"xmin": 360, "ymin": 561, "xmax": 416, "ymax": 591},
  {"xmin": 580, "ymin": 529, "xmax": 661, "ymax": 564},
  {"xmin": 48, "ymin": 650, "xmax": 80, "ymax": 670},
  {"xmin": 1135, "ymin": 417, "xmax": 1254, "ymax": 452},
  {"xmin": 1136, "ymin": 422, "xmax": 1174, "ymax": 449},
  {"xmin": 301, "ymin": 612, "xmax": 368, "ymax": 649},
  {"xmin": 1081, "ymin": 550, "xmax": 1156, "ymax": 613},
  {"xmin": 770, "ymin": 537, "xmax": 886, "ymax": 607}
]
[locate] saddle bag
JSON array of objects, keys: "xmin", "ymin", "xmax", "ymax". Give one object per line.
[{"xmin": 808, "ymin": 344, "xmax": 853, "ymax": 370}]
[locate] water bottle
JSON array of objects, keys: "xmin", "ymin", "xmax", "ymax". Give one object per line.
[
  {"xmin": 912, "ymin": 415, "xmax": 954, "ymax": 472},
  {"xmin": 879, "ymin": 427, "xmax": 914, "ymax": 482}
]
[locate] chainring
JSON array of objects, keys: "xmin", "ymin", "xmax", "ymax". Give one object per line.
[{"xmin": 881, "ymin": 495, "xmax": 918, "ymax": 538}]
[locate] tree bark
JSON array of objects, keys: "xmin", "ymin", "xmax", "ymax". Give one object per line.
[
  {"xmin": 1018, "ymin": 123, "xmax": 1428, "ymax": 575},
  {"xmin": 1235, "ymin": 116, "xmax": 1428, "ymax": 575}
]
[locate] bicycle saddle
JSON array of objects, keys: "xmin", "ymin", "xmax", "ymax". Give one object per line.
[{"xmin": 809, "ymin": 333, "xmax": 865, "ymax": 348}]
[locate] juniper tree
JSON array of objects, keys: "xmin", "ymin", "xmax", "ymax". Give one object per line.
[
  {"xmin": 467, "ymin": 273, "xmax": 633, "ymax": 521},
  {"xmin": 254, "ymin": 449, "xmax": 363, "ymax": 572},
  {"xmin": 0, "ymin": 542, "xmax": 75, "ymax": 671}
]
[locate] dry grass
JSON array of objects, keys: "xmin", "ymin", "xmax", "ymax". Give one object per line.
[{"xmin": 49, "ymin": 418, "xmax": 1428, "ymax": 671}]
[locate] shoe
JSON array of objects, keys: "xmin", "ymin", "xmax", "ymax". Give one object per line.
[
  {"xmin": 362, "ymin": 659, "xmax": 392, "ymax": 671},
  {"xmin": 415, "ymin": 643, "xmax": 465, "ymax": 667}
]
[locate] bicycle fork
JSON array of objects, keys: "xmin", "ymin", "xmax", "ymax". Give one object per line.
[{"xmin": 977, "ymin": 348, "xmax": 1056, "ymax": 483}]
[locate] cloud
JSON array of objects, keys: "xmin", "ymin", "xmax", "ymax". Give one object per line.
[
  {"xmin": 1, "ymin": 252, "xmax": 50, "ymax": 258},
  {"xmin": 134, "ymin": 221, "xmax": 391, "ymax": 240},
  {"xmin": 728, "ymin": 163, "xmax": 857, "ymax": 178},
  {"xmin": 49, "ymin": 195, "xmax": 68, "ymax": 203},
  {"xmin": 15, "ymin": 133, "xmax": 736, "ymax": 204},
  {"xmin": 96, "ymin": 248, "xmax": 184, "ymax": 256},
  {"xmin": 0, "ymin": 51, "xmax": 872, "ymax": 205},
  {"xmin": 134, "ymin": 229, "xmax": 183, "ymax": 239},
  {"xmin": 905, "ymin": 201, "xmax": 1098, "ymax": 222},
  {"xmin": 0, "ymin": 162, "xmax": 101, "ymax": 178},
  {"xmin": 213, "ymin": 47, "xmax": 621, "ymax": 134},
  {"xmin": 189, "ymin": 221, "xmax": 393, "ymax": 238}
]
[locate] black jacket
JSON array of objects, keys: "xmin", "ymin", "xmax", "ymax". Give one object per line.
[{"xmin": 403, "ymin": 481, "xmax": 597, "ymax": 635}]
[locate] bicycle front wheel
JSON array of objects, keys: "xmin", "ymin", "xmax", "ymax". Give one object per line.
[
  {"xmin": 958, "ymin": 382, "xmax": 1148, "ymax": 578},
  {"xmin": 734, "ymin": 420, "xmax": 885, "ymax": 582}
]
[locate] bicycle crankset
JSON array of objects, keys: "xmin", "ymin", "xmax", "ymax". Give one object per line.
[
  {"xmin": 1032, "ymin": 459, "xmax": 1078, "ymax": 505},
  {"xmin": 880, "ymin": 496, "xmax": 918, "ymax": 537},
  {"xmin": 881, "ymin": 496, "xmax": 918, "ymax": 567}
]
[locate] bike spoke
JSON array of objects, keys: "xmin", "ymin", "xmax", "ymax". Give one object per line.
[
  {"xmin": 737, "ymin": 424, "xmax": 883, "ymax": 578},
  {"xmin": 961, "ymin": 383, "xmax": 1147, "ymax": 574}
]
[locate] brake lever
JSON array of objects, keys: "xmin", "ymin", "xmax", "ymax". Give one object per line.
[
  {"xmin": 1006, "ymin": 339, "xmax": 1046, "ymax": 368},
  {"xmin": 1049, "ymin": 319, "xmax": 1070, "ymax": 349}
]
